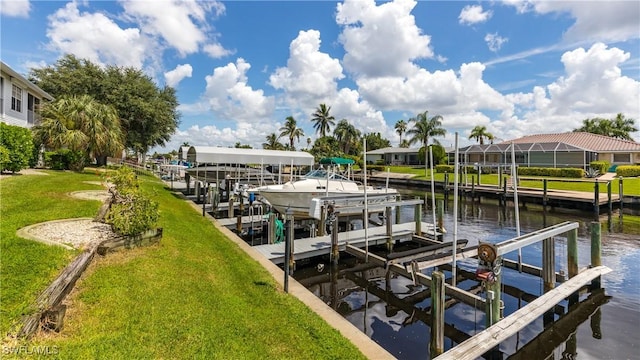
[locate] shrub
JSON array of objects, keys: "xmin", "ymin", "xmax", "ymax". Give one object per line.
[
  {"xmin": 616, "ymin": 165, "xmax": 640, "ymax": 177},
  {"xmin": 44, "ymin": 149, "xmax": 86, "ymax": 170},
  {"xmin": 104, "ymin": 167, "xmax": 159, "ymax": 236},
  {"xmin": 518, "ymin": 167, "xmax": 584, "ymax": 178},
  {"xmin": 0, "ymin": 122, "xmax": 34, "ymax": 173},
  {"xmin": 435, "ymin": 165, "xmax": 454, "ymax": 173},
  {"xmin": 590, "ymin": 161, "xmax": 610, "ymax": 174}
]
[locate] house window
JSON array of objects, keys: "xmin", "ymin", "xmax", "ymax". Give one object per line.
[
  {"xmin": 12, "ymin": 84, "xmax": 22, "ymax": 112},
  {"xmin": 613, "ymin": 153, "xmax": 631, "ymax": 163}
]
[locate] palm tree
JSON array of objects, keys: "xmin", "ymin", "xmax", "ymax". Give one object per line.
[
  {"xmin": 468, "ymin": 125, "xmax": 494, "ymax": 145},
  {"xmin": 406, "ymin": 110, "xmax": 446, "ymax": 176},
  {"xmin": 610, "ymin": 113, "xmax": 637, "ymax": 140},
  {"xmin": 181, "ymin": 142, "xmax": 190, "ymax": 147},
  {"xmin": 306, "ymin": 137, "xmax": 312, "ymax": 149},
  {"xmin": 262, "ymin": 133, "xmax": 285, "ymax": 150},
  {"xmin": 394, "ymin": 119, "xmax": 407, "ymax": 145},
  {"xmin": 334, "ymin": 119, "xmax": 361, "ymax": 155},
  {"xmin": 311, "ymin": 103, "xmax": 335, "ymax": 137},
  {"xmin": 279, "ymin": 116, "xmax": 305, "ymax": 150},
  {"xmin": 34, "ymin": 94, "xmax": 124, "ymax": 170}
]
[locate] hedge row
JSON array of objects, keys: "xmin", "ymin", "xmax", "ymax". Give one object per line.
[
  {"xmin": 616, "ymin": 165, "xmax": 640, "ymax": 177},
  {"xmin": 589, "ymin": 161, "xmax": 610, "ymax": 174},
  {"xmin": 517, "ymin": 167, "xmax": 584, "ymax": 178}
]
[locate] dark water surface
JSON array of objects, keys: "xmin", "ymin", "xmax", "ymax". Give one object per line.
[{"xmin": 293, "ymin": 191, "xmax": 640, "ymax": 360}]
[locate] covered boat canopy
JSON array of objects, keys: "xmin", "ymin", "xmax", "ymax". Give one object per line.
[
  {"xmin": 186, "ymin": 146, "xmax": 315, "ymax": 166},
  {"xmin": 319, "ymin": 157, "xmax": 355, "ymax": 165}
]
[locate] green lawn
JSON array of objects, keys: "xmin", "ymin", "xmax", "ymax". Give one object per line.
[
  {"xmin": 382, "ymin": 165, "xmax": 640, "ymax": 195},
  {"xmin": 1, "ymin": 170, "xmax": 365, "ymax": 359}
]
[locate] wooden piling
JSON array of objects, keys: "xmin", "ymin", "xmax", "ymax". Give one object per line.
[
  {"xmin": 318, "ymin": 205, "xmax": 326, "ymax": 237},
  {"xmin": 236, "ymin": 215, "xmax": 242, "ymax": 232},
  {"xmin": 385, "ymin": 206, "xmax": 393, "ymax": 252},
  {"xmin": 543, "ymin": 179, "xmax": 548, "ymax": 208},
  {"xmin": 395, "ymin": 197, "xmax": 401, "ymax": 224},
  {"xmin": 567, "ymin": 228, "xmax": 578, "ymax": 278},
  {"xmin": 430, "ymin": 271, "xmax": 445, "ymax": 358},
  {"xmin": 331, "ymin": 215, "xmax": 340, "ymax": 266},
  {"xmin": 268, "ymin": 213, "xmax": 276, "ymax": 244},
  {"xmin": 288, "ymin": 213, "xmax": 296, "ymax": 273},
  {"xmin": 228, "ymin": 196, "xmax": 234, "ymax": 218},
  {"xmin": 471, "ymin": 178, "xmax": 475, "ymax": 200},
  {"xmin": 619, "ymin": 177, "xmax": 624, "ymax": 213},
  {"xmin": 607, "ymin": 181, "xmax": 612, "ymax": 215},
  {"xmin": 485, "ymin": 269, "xmax": 502, "ymax": 328},
  {"xmin": 594, "ymin": 180, "xmax": 600, "ymax": 218},
  {"xmin": 543, "ymin": 237, "xmax": 555, "ymax": 292},
  {"xmin": 437, "ymin": 199, "xmax": 444, "ymax": 233},
  {"xmin": 591, "ymin": 222, "xmax": 602, "ymax": 289},
  {"xmin": 414, "ymin": 199, "xmax": 422, "ymax": 236}
]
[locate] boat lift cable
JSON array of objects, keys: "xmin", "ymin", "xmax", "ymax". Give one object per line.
[
  {"xmin": 429, "ymin": 145, "xmax": 437, "ymax": 235},
  {"xmin": 511, "ymin": 143, "xmax": 523, "ymax": 272}
]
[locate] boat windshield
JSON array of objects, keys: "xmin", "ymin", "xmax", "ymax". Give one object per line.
[{"xmin": 303, "ymin": 169, "xmax": 350, "ymax": 181}]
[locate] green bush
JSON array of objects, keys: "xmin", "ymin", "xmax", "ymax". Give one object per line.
[
  {"xmin": 435, "ymin": 165, "xmax": 454, "ymax": 173},
  {"xmin": 518, "ymin": 167, "xmax": 584, "ymax": 178},
  {"xmin": 0, "ymin": 146, "xmax": 10, "ymax": 170},
  {"xmin": 44, "ymin": 149, "xmax": 86, "ymax": 170},
  {"xmin": 616, "ymin": 165, "xmax": 640, "ymax": 177},
  {"xmin": 0, "ymin": 122, "xmax": 34, "ymax": 173},
  {"xmin": 105, "ymin": 167, "xmax": 159, "ymax": 236},
  {"xmin": 590, "ymin": 161, "xmax": 610, "ymax": 174}
]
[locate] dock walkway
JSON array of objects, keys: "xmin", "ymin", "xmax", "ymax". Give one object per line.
[{"xmin": 253, "ymin": 222, "xmax": 436, "ymax": 264}]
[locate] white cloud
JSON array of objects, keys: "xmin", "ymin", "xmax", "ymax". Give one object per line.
[
  {"xmin": 203, "ymin": 58, "xmax": 275, "ymax": 124},
  {"xmin": 46, "ymin": 2, "xmax": 148, "ymax": 68},
  {"xmin": 164, "ymin": 64, "xmax": 193, "ymax": 88},
  {"xmin": 269, "ymin": 30, "xmax": 344, "ymax": 109},
  {"xmin": 485, "ymin": 33, "xmax": 508, "ymax": 53},
  {"xmin": 203, "ymin": 43, "xmax": 234, "ymax": 58},
  {"xmin": 120, "ymin": 0, "xmax": 228, "ymax": 57},
  {"xmin": 459, "ymin": 5, "xmax": 492, "ymax": 25},
  {"xmin": 1, "ymin": 0, "xmax": 30, "ymax": 17},
  {"xmin": 336, "ymin": 0, "xmax": 433, "ymax": 78},
  {"xmin": 505, "ymin": 1, "xmax": 640, "ymax": 43}
]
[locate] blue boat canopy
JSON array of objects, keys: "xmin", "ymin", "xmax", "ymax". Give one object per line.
[{"xmin": 319, "ymin": 157, "xmax": 355, "ymax": 165}]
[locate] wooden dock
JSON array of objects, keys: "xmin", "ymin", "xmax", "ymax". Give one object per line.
[
  {"xmin": 252, "ymin": 222, "xmax": 437, "ymax": 264},
  {"xmin": 435, "ymin": 265, "xmax": 611, "ymax": 360}
]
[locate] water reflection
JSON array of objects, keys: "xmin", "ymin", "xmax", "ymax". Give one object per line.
[{"xmin": 293, "ymin": 190, "xmax": 640, "ymax": 360}]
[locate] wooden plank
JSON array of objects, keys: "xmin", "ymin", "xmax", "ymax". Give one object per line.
[
  {"xmin": 346, "ymin": 245, "xmax": 486, "ymax": 310},
  {"xmin": 435, "ymin": 265, "xmax": 611, "ymax": 360},
  {"xmin": 253, "ymin": 222, "xmax": 430, "ymax": 264}
]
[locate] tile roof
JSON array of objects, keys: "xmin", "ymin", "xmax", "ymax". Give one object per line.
[{"xmin": 499, "ymin": 132, "xmax": 640, "ymax": 152}]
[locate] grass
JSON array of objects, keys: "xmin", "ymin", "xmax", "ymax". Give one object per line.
[
  {"xmin": 0, "ymin": 170, "xmax": 365, "ymax": 359},
  {"xmin": 382, "ymin": 165, "xmax": 640, "ymax": 195}
]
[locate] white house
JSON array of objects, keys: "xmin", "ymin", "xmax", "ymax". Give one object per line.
[{"xmin": 1, "ymin": 61, "xmax": 54, "ymax": 128}]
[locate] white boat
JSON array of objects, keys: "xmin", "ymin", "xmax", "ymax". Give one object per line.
[{"xmin": 252, "ymin": 168, "xmax": 398, "ymax": 219}]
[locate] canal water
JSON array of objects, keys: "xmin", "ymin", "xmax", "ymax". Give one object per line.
[{"xmin": 292, "ymin": 190, "xmax": 640, "ymax": 359}]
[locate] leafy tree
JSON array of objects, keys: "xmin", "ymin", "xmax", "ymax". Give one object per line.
[
  {"xmin": 309, "ymin": 136, "xmax": 341, "ymax": 160},
  {"xmin": 311, "ymin": 103, "xmax": 335, "ymax": 137},
  {"xmin": 363, "ymin": 132, "xmax": 391, "ymax": 151},
  {"xmin": 234, "ymin": 142, "xmax": 252, "ymax": 149},
  {"xmin": 263, "ymin": 133, "xmax": 285, "ymax": 150},
  {"xmin": 574, "ymin": 113, "xmax": 637, "ymax": 140},
  {"xmin": 33, "ymin": 95, "xmax": 124, "ymax": 169},
  {"xmin": 395, "ymin": 119, "xmax": 407, "ymax": 145},
  {"xmin": 468, "ymin": 125, "xmax": 494, "ymax": 145},
  {"xmin": 399, "ymin": 139, "xmax": 410, "ymax": 148},
  {"xmin": 407, "ymin": 110, "xmax": 446, "ymax": 175},
  {"xmin": 334, "ymin": 119, "xmax": 361, "ymax": 155},
  {"xmin": 0, "ymin": 123, "xmax": 34, "ymax": 173},
  {"xmin": 417, "ymin": 143, "xmax": 447, "ymax": 167},
  {"xmin": 279, "ymin": 116, "xmax": 304, "ymax": 150},
  {"xmin": 610, "ymin": 113, "xmax": 637, "ymax": 140},
  {"xmin": 29, "ymin": 54, "xmax": 179, "ymax": 161}
]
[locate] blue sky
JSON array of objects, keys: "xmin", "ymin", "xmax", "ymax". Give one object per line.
[{"xmin": 2, "ymin": 0, "xmax": 639, "ymax": 152}]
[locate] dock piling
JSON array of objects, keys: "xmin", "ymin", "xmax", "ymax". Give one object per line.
[
  {"xmin": 543, "ymin": 237, "xmax": 555, "ymax": 292},
  {"xmin": 430, "ymin": 271, "xmax": 445, "ymax": 358},
  {"xmin": 385, "ymin": 206, "xmax": 393, "ymax": 252},
  {"xmin": 591, "ymin": 222, "xmax": 602, "ymax": 289},
  {"xmin": 414, "ymin": 198, "xmax": 422, "ymax": 236},
  {"xmin": 607, "ymin": 181, "xmax": 612, "ymax": 215},
  {"xmin": 437, "ymin": 199, "xmax": 444, "ymax": 233},
  {"xmin": 594, "ymin": 180, "xmax": 600, "ymax": 219},
  {"xmin": 331, "ymin": 215, "xmax": 339, "ymax": 266},
  {"xmin": 619, "ymin": 177, "xmax": 624, "ymax": 214}
]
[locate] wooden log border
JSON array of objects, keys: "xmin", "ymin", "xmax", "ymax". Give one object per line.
[{"xmin": 17, "ymin": 227, "xmax": 162, "ymax": 339}]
